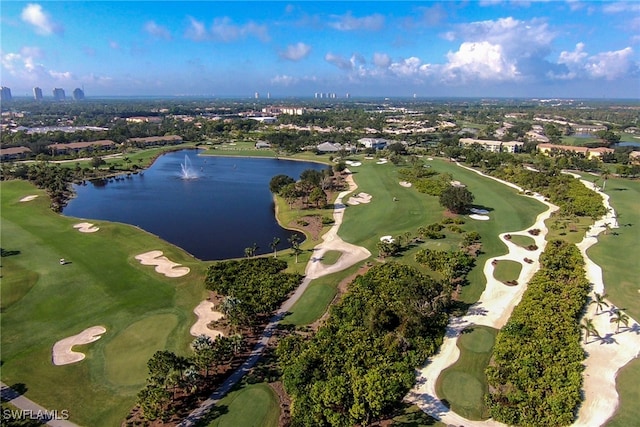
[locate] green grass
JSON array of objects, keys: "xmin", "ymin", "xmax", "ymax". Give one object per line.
[
  {"xmin": 606, "ymin": 357, "xmax": 640, "ymax": 427},
  {"xmin": 545, "ymin": 213, "xmax": 592, "ymax": 244},
  {"xmin": 339, "ymin": 158, "xmax": 546, "ymax": 304},
  {"xmin": 320, "ymin": 250, "xmax": 342, "ymax": 265},
  {"xmin": 506, "ymin": 234, "xmax": 536, "ymax": 248},
  {"xmin": 583, "ymin": 176, "xmax": 640, "ymax": 426},
  {"xmin": 0, "ymin": 180, "xmax": 207, "ymax": 427},
  {"xmin": 436, "ymin": 326, "xmax": 497, "ymax": 420},
  {"xmin": 493, "ymin": 260, "xmax": 522, "ymax": 283},
  {"xmin": 201, "ymin": 382, "xmax": 279, "ymax": 427},
  {"xmin": 282, "ymin": 263, "xmax": 363, "ymax": 326}
]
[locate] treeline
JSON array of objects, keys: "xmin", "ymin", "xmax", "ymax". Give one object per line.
[
  {"xmin": 491, "ymin": 165, "xmax": 606, "ymax": 217},
  {"xmin": 269, "ymin": 167, "xmax": 340, "ymax": 209},
  {"xmin": 486, "ymin": 240, "xmax": 590, "ymax": 426},
  {"xmin": 205, "ymin": 258, "xmax": 302, "ymax": 329},
  {"xmin": 278, "ymin": 263, "xmax": 451, "ymax": 426}
]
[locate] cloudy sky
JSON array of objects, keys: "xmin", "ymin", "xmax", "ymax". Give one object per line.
[{"xmin": 1, "ymin": 1, "xmax": 639, "ymax": 98}]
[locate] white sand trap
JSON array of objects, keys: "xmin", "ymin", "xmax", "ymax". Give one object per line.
[
  {"xmin": 376, "ymin": 159, "xmax": 388, "ymax": 164},
  {"xmin": 345, "ymin": 160, "xmax": 362, "ymax": 167},
  {"xmin": 427, "ymin": 157, "xmax": 433, "ymax": 161},
  {"xmin": 52, "ymin": 326, "xmax": 106, "ymax": 366},
  {"xmin": 19, "ymin": 195, "xmax": 38, "ymax": 202},
  {"xmin": 469, "ymin": 214, "xmax": 490, "ymax": 221},
  {"xmin": 450, "ymin": 180, "xmax": 466, "ymax": 187},
  {"xmin": 73, "ymin": 222, "xmax": 100, "ymax": 233},
  {"xmin": 347, "ymin": 192, "xmax": 372, "ymax": 205},
  {"xmin": 470, "ymin": 208, "xmax": 489, "ymax": 214},
  {"xmin": 190, "ymin": 300, "xmax": 225, "ymax": 340},
  {"xmin": 380, "ymin": 235, "xmax": 395, "ymax": 243},
  {"xmin": 364, "ymin": 156, "xmax": 374, "ymax": 160},
  {"xmin": 399, "ymin": 181, "xmax": 412, "ymax": 188},
  {"xmin": 135, "ymin": 250, "xmax": 190, "ymax": 277}
]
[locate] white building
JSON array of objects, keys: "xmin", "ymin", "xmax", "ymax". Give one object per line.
[{"xmin": 459, "ymin": 138, "xmax": 524, "ymax": 153}]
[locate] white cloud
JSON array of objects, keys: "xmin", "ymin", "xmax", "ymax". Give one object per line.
[
  {"xmin": 185, "ymin": 17, "xmax": 207, "ymax": 41},
  {"xmin": 271, "ymin": 74, "xmax": 298, "ymax": 86},
  {"xmin": 210, "ymin": 17, "xmax": 269, "ymax": 42},
  {"xmin": 389, "ymin": 57, "xmax": 424, "ymax": 77},
  {"xmin": 279, "ymin": 42, "xmax": 311, "ymax": 61},
  {"xmin": 1, "ymin": 47, "xmax": 76, "ymax": 84},
  {"xmin": 442, "ymin": 41, "xmax": 519, "ymax": 83},
  {"xmin": 373, "ymin": 53, "xmax": 391, "ymax": 68},
  {"xmin": 585, "ymin": 47, "xmax": 635, "ymax": 80},
  {"xmin": 325, "ymin": 52, "xmax": 353, "ymax": 70},
  {"xmin": 144, "ymin": 21, "xmax": 171, "ymax": 40},
  {"xmin": 21, "ymin": 3, "xmax": 63, "ymax": 35},
  {"xmin": 602, "ymin": 2, "xmax": 640, "ymax": 14},
  {"xmin": 329, "ymin": 12, "xmax": 384, "ymax": 31}
]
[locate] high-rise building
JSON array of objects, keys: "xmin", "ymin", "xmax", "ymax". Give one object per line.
[
  {"xmin": 0, "ymin": 86, "xmax": 12, "ymax": 102},
  {"xmin": 73, "ymin": 88, "xmax": 85, "ymax": 100},
  {"xmin": 33, "ymin": 87, "xmax": 43, "ymax": 100},
  {"xmin": 254, "ymin": 92, "xmax": 259, "ymax": 99},
  {"xmin": 53, "ymin": 88, "xmax": 66, "ymax": 101}
]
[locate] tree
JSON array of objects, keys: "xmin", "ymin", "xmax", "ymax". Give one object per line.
[
  {"xmin": 269, "ymin": 237, "xmax": 280, "ymax": 258},
  {"xmin": 269, "ymin": 174, "xmax": 295, "ymax": 194},
  {"xmin": 309, "ymin": 187, "xmax": 327, "ymax": 208},
  {"xmin": 90, "ymin": 155, "xmax": 105, "ymax": 169},
  {"xmin": 288, "ymin": 233, "xmax": 302, "ymax": 263},
  {"xmin": 244, "ymin": 242, "xmax": 258, "ymax": 258},
  {"xmin": 219, "ymin": 296, "xmax": 244, "ymax": 332},
  {"xmin": 191, "ymin": 335, "xmax": 216, "ymax": 377},
  {"xmin": 581, "ymin": 318, "xmax": 599, "ymax": 343},
  {"xmin": 280, "ymin": 182, "xmax": 300, "ymax": 209},
  {"xmin": 590, "ymin": 292, "xmax": 609, "ymax": 314},
  {"xmin": 610, "ymin": 309, "xmax": 630, "ymax": 333},
  {"xmin": 439, "ymin": 185, "xmax": 475, "ymax": 214}
]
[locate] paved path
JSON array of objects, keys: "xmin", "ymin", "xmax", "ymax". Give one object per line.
[
  {"xmin": 1, "ymin": 382, "xmax": 79, "ymax": 427},
  {"xmin": 178, "ymin": 170, "xmax": 371, "ymax": 426}
]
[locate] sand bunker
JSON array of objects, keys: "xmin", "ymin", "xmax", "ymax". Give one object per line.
[
  {"xmin": 135, "ymin": 250, "xmax": 190, "ymax": 277},
  {"xmin": 376, "ymin": 159, "xmax": 388, "ymax": 164},
  {"xmin": 469, "ymin": 214, "xmax": 490, "ymax": 221},
  {"xmin": 19, "ymin": 195, "xmax": 38, "ymax": 202},
  {"xmin": 52, "ymin": 326, "xmax": 106, "ymax": 366},
  {"xmin": 380, "ymin": 235, "xmax": 395, "ymax": 243},
  {"xmin": 345, "ymin": 160, "xmax": 362, "ymax": 167},
  {"xmin": 347, "ymin": 192, "xmax": 372, "ymax": 205},
  {"xmin": 450, "ymin": 180, "xmax": 466, "ymax": 187},
  {"xmin": 190, "ymin": 300, "xmax": 225, "ymax": 340},
  {"xmin": 73, "ymin": 222, "xmax": 100, "ymax": 233},
  {"xmin": 399, "ymin": 181, "xmax": 412, "ymax": 188}
]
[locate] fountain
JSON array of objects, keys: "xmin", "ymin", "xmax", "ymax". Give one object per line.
[{"xmin": 180, "ymin": 155, "xmax": 198, "ymax": 180}]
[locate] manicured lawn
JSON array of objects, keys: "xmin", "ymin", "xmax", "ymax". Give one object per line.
[
  {"xmin": 506, "ymin": 234, "xmax": 536, "ymax": 248},
  {"xmin": 584, "ymin": 176, "xmax": 640, "ymax": 426},
  {"xmin": 436, "ymin": 326, "xmax": 497, "ymax": 420},
  {"xmin": 493, "ymin": 260, "xmax": 522, "ymax": 283},
  {"xmin": 607, "ymin": 357, "xmax": 640, "ymax": 427},
  {"xmin": 282, "ymin": 263, "xmax": 363, "ymax": 326},
  {"xmin": 545, "ymin": 213, "xmax": 592, "ymax": 244},
  {"xmin": 202, "ymin": 382, "xmax": 279, "ymax": 427},
  {"xmin": 320, "ymin": 250, "xmax": 342, "ymax": 265},
  {"xmin": 339, "ymin": 158, "xmax": 545, "ymax": 304},
  {"xmin": 0, "ymin": 180, "xmax": 208, "ymax": 427}
]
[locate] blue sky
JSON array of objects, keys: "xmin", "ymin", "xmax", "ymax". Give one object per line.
[{"xmin": 1, "ymin": 1, "xmax": 639, "ymax": 98}]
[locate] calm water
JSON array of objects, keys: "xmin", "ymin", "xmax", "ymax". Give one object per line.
[{"xmin": 63, "ymin": 150, "xmax": 328, "ymax": 260}]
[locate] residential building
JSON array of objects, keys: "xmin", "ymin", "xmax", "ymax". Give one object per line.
[
  {"xmin": 0, "ymin": 86, "xmax": 12, "ymax": 102},
  {"xmin": 316, "ymin": 142, "xmax": 343, "ymax": 153},
  {"xmin": 537, "ymin": 143, "xmax": 614, "ymax": 160},
  {"xmin": 358, "ymin": 137, "xmax": 388, "ymax": 150},
  {"xmin": 127, "ymin": 135, "xmax": 182, "ymax": 147},
  {"xmin": 125, "ymin": 116, "xmax": 162, "ymax": 123},
  {"xmin": 53, "ymin": 88, "xmax": 66, "ymax": 101},
  {"xmin": 0, "ymin": 146, "xmax": 32, "ymax": 161},
  {"xmin": 33, "ymin": 87, "xmax": 43, "ymax": 100},
  {"xmin": 459, "ymin": 138, "xmax": 524, "ymax": 153},
  {"xmin": 48, "ymin": 140, "xmax": 116, "ymax": 155}
]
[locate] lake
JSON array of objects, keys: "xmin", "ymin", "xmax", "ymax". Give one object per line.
[{"xmin": 63, "ymin": 150, "xmax": 329, "ymax": 260}]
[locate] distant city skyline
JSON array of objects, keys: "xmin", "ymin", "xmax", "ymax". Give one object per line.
[{"xmin": 1, "ymin": 1, "xmax": 639, "ymax": 99}]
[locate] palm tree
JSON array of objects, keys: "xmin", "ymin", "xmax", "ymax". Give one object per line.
[
  {"xmin": 269, "ymin": 237, "xmax": 280, "ymax": 258},
  {"xmin": 590, "ymin": 292, "xmax": 609, "ymax": 314},
  {"xmin": 288, "ymin": 233, "xmax": 302, "ymax": 263},
  {"xmin": 580, "ymin": 318, "xmax": 599, "ymax": 343},
  {"xmin": 610, "ymin": 309, "xmax": 630, "ymax": 333},
  {"xmin": 601, "ymin": 171, "xmax": 609, "ymax": 191}
]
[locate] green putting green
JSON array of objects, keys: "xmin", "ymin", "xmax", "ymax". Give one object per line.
[
  {"xmin": 320, "ymin": 250, "xmax": 342, "ymax": 265},
  {"xmin": 1, "ymin": 180, "xmax": 207, "ymax": 427},
  {"xmin": 436, "ymin": 326, "xmax": 497, "ymax": 420},
  {"xmin": 506, "ymin": 234, "xmax": 536, "ymax": 248}
]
